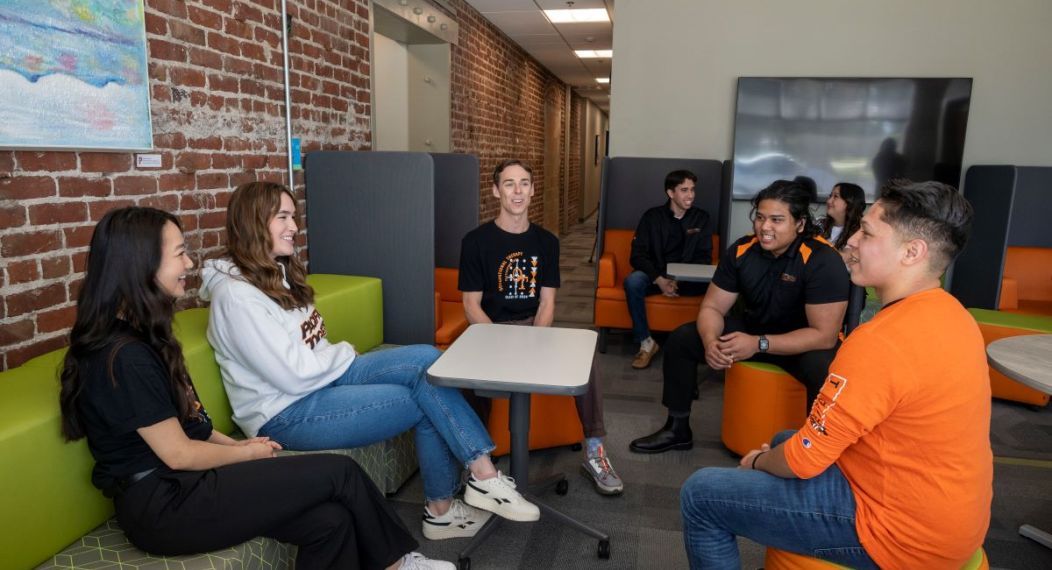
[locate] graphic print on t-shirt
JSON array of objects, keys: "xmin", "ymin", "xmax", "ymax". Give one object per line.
[
  {"xmin": 497, "ymin": 251, "xmax": 538, "ymax": 300},
  {"xmin": 807, "ymin": 372, "xmax": 848, "ymax": 436}
]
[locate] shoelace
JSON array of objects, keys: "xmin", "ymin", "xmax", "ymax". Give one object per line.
[{"xmin": 590, "ymin": 455, "xmax": 616, "ymax": 479}]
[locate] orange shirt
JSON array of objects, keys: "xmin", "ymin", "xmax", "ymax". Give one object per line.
[{"xmin": 784, "ymin": 288, "xmax": 992, "ymax": 569}]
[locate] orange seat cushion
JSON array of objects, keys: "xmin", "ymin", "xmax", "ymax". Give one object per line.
[
  {"xmin": 1000, "ymin": 247, "xmax": 1052, "ymax": 316},
  {"xmin": 975, "ymin": 323, "xmax": 1050, "ymax": 405},
  {"xmin": 435, "ymin": 302, "xmax": 468, "ymax": 348},
  {"xmin": 765, "ymin": 547, "xmax": 988, "ymax": 570},
  {"xmin": 721, "ymin": 361, "xmax": 807, "ymax": 456},
  {"xmin": 486, "ymin": 394, "xmax": 584, "ymax": 457}
]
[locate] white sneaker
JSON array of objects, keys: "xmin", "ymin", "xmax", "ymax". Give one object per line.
[
  {"xmin": 397, "ymin": 552, "xmax": 456, "ymax": 570},
  {"xmin": 464, "ymin": 471, "xmax": 540, "ymax": 522},
  {"xmin": 422, "ymin": 498, "xmax": 492, "ymax": 540}
]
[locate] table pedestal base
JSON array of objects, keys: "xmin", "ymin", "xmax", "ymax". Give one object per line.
[
  {"xmin": 1020, "ymin": 524, "xmax": 1052, "ymax": 549},
  {"xmin": 455, "ymin": 392, "xmax": 611, "ymax": 569}
]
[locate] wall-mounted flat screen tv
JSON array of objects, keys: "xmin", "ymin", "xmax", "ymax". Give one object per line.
[{"xmin": 731, "ymin": 77, "xmax": 973, "ymax": 200}]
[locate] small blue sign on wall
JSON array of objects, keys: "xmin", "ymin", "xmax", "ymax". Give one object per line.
[{"xmin": 291, "ymin": 137, "xmax": 302, "ymax": 170}]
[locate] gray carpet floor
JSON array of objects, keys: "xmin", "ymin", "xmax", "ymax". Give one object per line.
[{"xmin": 390, "ymin": 217, "xmax": 1052, "ymax": 569}]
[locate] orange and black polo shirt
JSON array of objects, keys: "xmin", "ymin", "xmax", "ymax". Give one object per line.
[{"xmin": 711, "ymin": 234, "xmax": 850, "ymax": 335}]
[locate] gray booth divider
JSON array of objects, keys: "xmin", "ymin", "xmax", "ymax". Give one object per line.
[
  {"xmin": 951, "ymin": 165, "xmax": 1052, "ymax": 309},
  {"xmin": 305, "ymin": 151, "xmax": 436, "ymax": 345},
  {"xmin": 431, "ymin": 153, "xmax": 480, "ymax": 268}
]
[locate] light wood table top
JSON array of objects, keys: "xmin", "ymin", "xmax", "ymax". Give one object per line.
[
  {"xmin": 986, "ymin": 334, "xmax": 1052, "ymax": 394},
  {"xmin": 666, "ymin": 262, "xmax": 717, "ymax": 283}
]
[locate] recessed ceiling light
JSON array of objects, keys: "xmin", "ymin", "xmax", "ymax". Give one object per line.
[
  {"xmin": 575, "ymin": 49, "xmax": 613, "ymax": 58},
  {"xmin": 544, "ymin": 9, "xmax": 609, "ymax": 23},
  {"xmin": 596, "ymin": 77, "xmax": 610, "ymax": 84}
]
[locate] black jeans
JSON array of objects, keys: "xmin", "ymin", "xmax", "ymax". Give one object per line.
[
  {"xmin": 661, "ymin": 318, "xmax": 839, "ymax": 414},
  {"xmin": 114, "ymin": 453, "xmax": 417, "ymax": 569}
]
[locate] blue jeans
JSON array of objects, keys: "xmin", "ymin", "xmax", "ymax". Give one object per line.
[
  {"xmin": 258, "ymin": 344, "xmax": 495, "ymax": 502},
  {"xmin": 624, "ymin": 270, "xmax": 707, "ymax": 343},
  {"xmin": 679, "ymin": 431, "xmax": 878, "ymax": 570}
]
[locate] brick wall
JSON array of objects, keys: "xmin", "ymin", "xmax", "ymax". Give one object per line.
[
  {"xmin": 0, "ymin": 0, "xmax": 372, "ymax": 369},
  {"xmin": 449, "ymin": 0, "xmax": 580, "ymax": 230}
]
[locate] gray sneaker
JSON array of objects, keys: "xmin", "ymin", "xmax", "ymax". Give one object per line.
[{"xmin": 581, "ymin": 445, "xmax": 624, "ymax": 495}]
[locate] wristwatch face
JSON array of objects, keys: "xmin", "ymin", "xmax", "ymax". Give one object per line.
[{"xmin": 758, "ymin": 336, "xmax": 769, "ymax": 352}]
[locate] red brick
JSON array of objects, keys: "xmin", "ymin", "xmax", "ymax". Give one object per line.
[
  {"xmin": 175, "ymin": 152, "xmax": 211, "ymax": 173},
  {"xmin": 199, "ymin": 210, "xmax": 227, "ymax": 229},
  {"xmin": 159, "ymin": 173, "xmax": 196, "ymax": 191},
  {"xmin": 171, "ymin": 66, "xmax": 207, "ymax": 88},
  {"xmin": 196, "ymin": 172, "xmax": 229, "ymax": 190},
  {"xmin": 153, "ymin": 132, "xmax": 187, "ymax": 150},
  {"xmin": 144, "ymin": 11, "xmax": 167, "ymax": 35},
  {"xmin": 188, "ymin": 5, "xmax": 223, "ymax": 30},
  {"xmin": 188, "ymin": 136, "xmax": 223, "ymax": 150},
  {"xmin": 0, "ymin": 176, "xmax": 56, "ymax": 200},
  {"xmin": 81, "ymin": 153, "xmax": 132, "ymax": 173},
  {"xmin": 5, "ymin": 283, "xmax": 66, "ymax": 318},
  {"xmin": 208, "ymin": 31, "xmax": 241, "ymax": 55},
  {"xmin": 211, "ymin": 153, "xmax": 240, "ymax": 169},
  {"xmin": 0, "ymin": 152, "xmax": 13, "ymax": 174},
  {"xmin": 28, "ymin": 202, "xmax": 88, "ymax": 225},
  {"xmin": 63, "ymin": 225, "xmax": 95, "ymax": 248},
  {"xmin": 5, "ymin": 335, "xmax": 68, "ymax": 368},
  {"xmin": 0, "ymin": 319, "xmax": 35, "ymax": 347},
  {"xmin": 41, "ymin": 256, "xmax": 71, "ymax": 279},
  {"xmin": 114, "ymin": 175, "xmax": 159, "ymax": 196},
  {"xmin": 149, "ymin": 38, "xmax": 187, "ymax": 62},
  {"xmin": 2, "ymin": 230, "xmax": 62, "ymax": 257},
  {"xmin": 72, "ymin": 253, "xmax": 88, "ymax": 273},
  {"xmin": 223, "ymin": 17, "xmax": 252, "ymax": 40},
  {"xmin": 0, "ymin": 204, "xmax": 26, "ymax": 228},
  {"xmin": 14, "ymin": 152, "xmax": 78, "ymax": 172},
  {"xmin": 139, "ymin": 194, "xmax": 180, "ymax": 212},
  {"xmin": 189, "ymin": 46, "xmax": 223, "ymax": 69},
  {"xmin": 152, "ymin": 84, "xmax": 172, "ymax": 102},
  {"xmin": 58, "ymin": 176, "xmax": 111, "ymax": 197},
  {"xmin": 88, "ymin": 199, "xmax": 136, "ymax": 221},
  {"xmin": 208, "ymin": 73, "xmax": 239, "ymax": 93},
  {"xmin": 6, "ymin": 260, "xmax": 39, "ymax": 285},
  {"xmin": 169, "ymin": 20, "xmax": 205, "ymax": 44},
  {"xmin": 201, "ymin": 0, "xmax": 233, "ymax": 13},
  {"xmin": 150, "ymin": 0, "xmax": 188, "ymax": 18},
  {"xmin": 37, "ymin": 305, "xmax": 77, "ymax": 334}
]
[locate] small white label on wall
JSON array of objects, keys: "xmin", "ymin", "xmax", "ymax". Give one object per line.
[{"xmin": 135, "ymin": 154, "xmax": 162, "ymax": 168}]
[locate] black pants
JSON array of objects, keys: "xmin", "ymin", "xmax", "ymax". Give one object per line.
[
  {"xmin": 661, "ymin": 318, "xmax": 839, "ymax": 414},
  {"xmin": 114, "ymin": 453, "xmax": 417, "ymax": 569}
]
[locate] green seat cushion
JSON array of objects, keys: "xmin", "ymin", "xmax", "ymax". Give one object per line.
[
  {"xmin": 0, "ymin": 365, "xmax": 113, "ymax": 570},
  {"xmin": 307, "ymin": 274, "xmax": 384, "ymax": 351},
  {"xmin": 738, "ymin": 360, "xmax": 787, "ymax": 374},
  {"xmin": 968, "ymin": 308, "xmax": 1052, "ymax": 332}
]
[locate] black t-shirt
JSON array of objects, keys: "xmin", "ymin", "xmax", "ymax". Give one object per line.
[
  {"xmin": 77, "ymin": 336, "xmax": 213, "ymax": 491},
  {"xmin": 712, "ymin": 234, "xmax": 850, "ymax": 335},
  {"xmin": 458, "ymin": 221, "xmax": 560, "ymax": 323}
]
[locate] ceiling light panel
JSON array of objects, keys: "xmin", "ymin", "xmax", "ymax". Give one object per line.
[
  {"xmin": 575, "ymin": 49, "xmax": 613, "ymax": 58},
  {"xmin": 544, "ymin": 9, "xmax": 609, "ymax": 23}
]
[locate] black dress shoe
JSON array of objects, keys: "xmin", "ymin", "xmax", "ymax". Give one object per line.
[{"xmin": 629, "ymin": 416, "xmax": 693, "ymax": 454}]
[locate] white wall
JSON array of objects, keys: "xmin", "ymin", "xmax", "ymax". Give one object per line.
[
  {"xmin": 610, "ymin": 0, "xmax": 1052, "ymax": 238},
  {"xmin": 581, "ymin": 100, "xmax": 608, "ymax": 219},
  {"xmin": 373, "ymin": 33, "xmax": 409, "ymax": 151}
]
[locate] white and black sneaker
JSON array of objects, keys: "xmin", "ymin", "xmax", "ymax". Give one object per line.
[
  {"xmin": 422, "ymin": 498, "xmax": 491, "ymax": 540},
  {"xmin": 396, "ymin": 552, "xmax": 456, "ymax": 569},
  {"xmin": 464, "ymin": 471, "xmax": 540, "ymax": 522}
]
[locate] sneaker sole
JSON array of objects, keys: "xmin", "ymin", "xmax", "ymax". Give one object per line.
[
  {"xmin": 628, "ymin": 440, "xmax": 693, "ymax": 454},
  {"xmin": 464, "ymin": 483, "xmax": 540, "ymax": 522},
  {"xmin": 580, "ymin": 465, "xmax": 623, "ymax": 496},
  {"xmin": 422, "ymin": 521, "xmax": 485, "ymax": 540}
]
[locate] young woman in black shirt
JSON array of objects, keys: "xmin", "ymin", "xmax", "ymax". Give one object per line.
[{"xmin": 58, "ymin": 206, "xmax": 451, "ymax": 570}]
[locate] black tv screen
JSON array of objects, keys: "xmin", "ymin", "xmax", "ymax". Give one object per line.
[{"xmin": 731, "ymin": 77, "xmax": 973, "ymax": 200}]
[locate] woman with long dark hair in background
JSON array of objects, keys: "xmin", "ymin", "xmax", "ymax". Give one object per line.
[
  {"xmin": 821, "ymin": 182, "xmax": 866, "ymax": 255},
  {"xmin": 59, "ymin": 206, "xmax": 451, "ymax": 569}
]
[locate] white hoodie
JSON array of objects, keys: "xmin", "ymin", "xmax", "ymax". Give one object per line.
[{"xmin": 199, "ymin": 258, "xmax": 356, "ymax": 437}]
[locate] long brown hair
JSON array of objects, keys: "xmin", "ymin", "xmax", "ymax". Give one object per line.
[
  {"xmin": 223, "ymin": 181, "xmax": 313, "ymax": 310},
  {"xmin": 60, "ymin": 208, "xmax": 197, "ymax": 440}
]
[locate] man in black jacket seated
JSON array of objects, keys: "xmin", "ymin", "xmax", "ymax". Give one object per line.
[{"xmin": 624, "ymin": 170, "xmax": 715, "ymax": 369}]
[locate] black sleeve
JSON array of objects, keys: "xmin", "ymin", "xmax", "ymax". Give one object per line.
[
  {"xmin": 541, "ymin": 233, "xmax": 560, "ymax": 288},
  {"xmin": 804, "ymin": 247, "xmax": 851, "ymax": 304},
  {"xmin": 103, "ymin": 343, "xmax": 180, "ymax": 435},
  {"xmin": 711, "ymin": 242, "xmax": 741, "ymax": 293},
  {"xmin": 690, "ymin": 211, "xmax": 715, "ymax": 265},
  {"xmin": 458, "ymin": 230, "xmax": 485, "ymax": 292},
  {"xmin": 629, "ymin": 212, "xmax": 661, "ymax": 281}
]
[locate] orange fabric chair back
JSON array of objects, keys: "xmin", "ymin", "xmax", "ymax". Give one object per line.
[
  {"xmin": 1003, "ymin": 246, "xmax": 1052, "ymax": 302},
  {"xmin": 602, "ymin": 229, "xmax": 635, "ymax": 283}
]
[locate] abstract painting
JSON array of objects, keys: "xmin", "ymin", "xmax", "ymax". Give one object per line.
[{"xmin": 0, "ymin": 0, "xmax": 152, "ymax": 150}]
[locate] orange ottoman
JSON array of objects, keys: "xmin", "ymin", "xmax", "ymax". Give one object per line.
[
  {"xmin": 765, "ymin": 546, "xmax": 988, "ymax": 570},
  {"xmin": 486, "ymin": 394, "xmax": 584, "ymax": 457},
  {"xmin": 721, "ymin": 361, "xmax": 807, "ymax": 456}
]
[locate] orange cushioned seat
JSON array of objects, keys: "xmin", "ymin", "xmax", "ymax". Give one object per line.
[
  {"xmin": 721, "ymin": 361, "xmax": 807, "ymax": 456},
  {"xmin": 594, "ymin": 229, "xmax": 719, "ymax": 335},
  {"xmin": 434, "ymin": 267, "xmax": 468, "ymax": 349},
  {"xmin": 968, "ymin": 308, "xmax": 1052, "ymax": 406},
  {"xmin": 765, "ymin": 546, "xmax": 988, "ymax": 570},
  {"xmin": 998, "ymin": 246, "xmax": 1052, "ymax": 316},
  {"xmin": 486, "ymin": 394, "xmax": 584, "ymax": 457}
]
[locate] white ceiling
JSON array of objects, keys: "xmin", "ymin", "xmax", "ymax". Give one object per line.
[{"xmin": 463, "ymin": 0, "xmax": 613, "ymax": 113}]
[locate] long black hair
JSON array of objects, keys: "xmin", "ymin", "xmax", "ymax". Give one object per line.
[
  {"xmin": 823, "ymin": 182, "xmax": 866, "ymax": 250},
  {"xmin": 750, "ymin": 179, "xmax": 820, "ymax": 238},
  {"xmin": 59, "ymin": 207, "xmax": 195, "ymax": 441}
]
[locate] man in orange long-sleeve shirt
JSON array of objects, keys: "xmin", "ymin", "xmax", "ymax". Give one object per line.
[{"xmin": 680, "ymin": 180, "xmax": 992, "ymax": 569}]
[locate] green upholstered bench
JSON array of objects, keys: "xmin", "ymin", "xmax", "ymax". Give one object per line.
[
  {"xmin": 969, "ymin": 308, "xmax": 1052, "ymax": 406},
  {"xmin": 0, "ymin": 274, "xmax": 419, "ymax": 569}
]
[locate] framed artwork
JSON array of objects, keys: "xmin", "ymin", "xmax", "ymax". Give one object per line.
[{"xmin": 0, "ymin": 0, "xmax": 153, "ymax": 151}]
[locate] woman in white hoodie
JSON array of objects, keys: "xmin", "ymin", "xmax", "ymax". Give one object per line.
[{"xmin": 201, "ymin": 181, "xmax": 538, "ymax": 541}]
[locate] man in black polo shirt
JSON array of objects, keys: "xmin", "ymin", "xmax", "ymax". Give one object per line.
[
  {"xmin": 629, "ymin": 179, "xmax": 850, "ymax": 454},
  {"xmin": 624, "ymin": 169, "xmax": 714, "ymax": 369}
]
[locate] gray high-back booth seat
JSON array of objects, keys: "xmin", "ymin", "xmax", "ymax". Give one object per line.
[
  {"xmin": 432, "ymin": 153, "xmax": 480, "ymax": 268},
  {"xmin": 951, "ymin": 165, "xmax": 1052, "ymax": 309},
  {"xmin": 305, "ymin": 151, "xmax": 436, "ymax": 345},
  {"xmin": 596, "ymin": 156, "xmax": 728, "ymax": 265}
]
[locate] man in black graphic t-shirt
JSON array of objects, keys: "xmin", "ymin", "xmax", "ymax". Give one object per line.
[{"xmin": 458, "ymin": 159, "xmax": 624, "ymax": 496}]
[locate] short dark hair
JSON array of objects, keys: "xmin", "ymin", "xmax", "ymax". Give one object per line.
[
  {"xmin": 877, "ymin": 179, "xmax": 973, "ymax": 272},
  {"xmin": 492, "ymin": 159, "xmax": 533, "ymax": 185},
  {"xmin": 750, "ymin": 179, "xmax": 820, "ymax": 238},
  {"xmin": 665, "ymin": 170, "xmax": 698, "ymax": 192}
]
